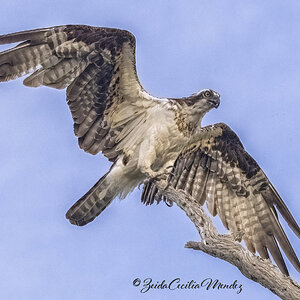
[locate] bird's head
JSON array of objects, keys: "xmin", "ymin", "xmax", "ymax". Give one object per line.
[
  {"xmin": 177, "ymin": 89, "xmax": 220, "ymax": 118},
  {"xmin": 191, "ymin": 89, "xmax": 220, "ymax": 110}
]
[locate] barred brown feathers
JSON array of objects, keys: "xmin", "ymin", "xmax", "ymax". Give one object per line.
[
  {"xmin": 0, "ymin": 25, "xmax": 139, "ymax": 159},
  {"xmin": 142, "ymin": 123, "xmax": 300, "ymax": 276},
  {"xmin": 1, "ymin": 25, "xmax": 299, "ymax": 276}
]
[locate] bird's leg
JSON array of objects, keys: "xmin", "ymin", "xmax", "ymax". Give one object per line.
[
  {"xmin": 137, "ymin": 137, "xmax": 160, "ymax": 178},
  {"xmin": 139, "ymin": 168, "xmax": 168, "ymax": 186},
  {"xmin": 137, "ymin": 138, "xmax": 174, "ymax": 188},
  {"xmin": 140, "ymin": 164, "xmax": 174, "ymax": 191}
]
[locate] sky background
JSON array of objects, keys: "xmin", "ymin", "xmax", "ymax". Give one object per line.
[{"xmin": 0, "ymin": 1, "xmax": 300, "ymax": 299}]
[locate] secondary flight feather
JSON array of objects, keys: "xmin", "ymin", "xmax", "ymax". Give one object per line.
[{"xmin": 0, "ymin": 25, "xmax": 299, "ymax": 276}]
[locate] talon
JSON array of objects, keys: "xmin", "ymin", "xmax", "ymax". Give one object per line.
[
  {"xmin": 138, "ymin": 177, "xmax": 151, "ymax": 189},
  {"xmin": 165, "ymin": 199, "xmax": 173, "ymax": 207},
  {"xmin": 163, "ymin": 182, "xmax": 171, "ymax": 190}
]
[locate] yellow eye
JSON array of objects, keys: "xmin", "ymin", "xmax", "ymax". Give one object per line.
[{"xmin": 204, "ymin": 91, "xmax": 211, "ymax": 98}]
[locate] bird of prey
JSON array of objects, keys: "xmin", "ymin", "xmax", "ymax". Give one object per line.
[{"xmin": 0, "ymin": 25, "xmax": 299, "ymax": 276}]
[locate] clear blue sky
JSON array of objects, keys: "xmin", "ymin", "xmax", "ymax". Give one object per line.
[{"xmin": 0, "ymin": 1, "xmax": 300, "ymax": 299}]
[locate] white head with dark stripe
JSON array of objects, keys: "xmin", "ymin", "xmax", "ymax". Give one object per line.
[
  {"xmin": 176, "ymin": 89, "xmax": 220, "ymax": 119},
  {"xmin": 191, "ymin": 88, "xmax": 220, "ymax": 108}
]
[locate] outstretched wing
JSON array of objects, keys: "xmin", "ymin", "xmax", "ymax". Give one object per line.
[
  {"xmin": 142, "ymin": 123, "xmax": 300, "ymax": 275},
  {"xmin": 0, "ymin": 25, "xmax": 156, "ymax": 160}
]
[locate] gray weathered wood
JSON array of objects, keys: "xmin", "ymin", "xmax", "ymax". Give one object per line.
[{"xmin": 156, "ymin": 183, "xmax": 300, "ymax": 300}]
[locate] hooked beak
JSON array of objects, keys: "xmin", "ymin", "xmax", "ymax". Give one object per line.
[{"xmin": 208, "ymin": 94, "xmax": 220, "ymax": 108}]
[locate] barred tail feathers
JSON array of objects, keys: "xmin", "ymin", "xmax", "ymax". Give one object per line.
[
  {"xmin": 66, "ymin": 160, "xmax": 129, "ymax": 226},
  {"xmin": 65, "ymin": 172, "xmax": 114, "ymax": 226}
]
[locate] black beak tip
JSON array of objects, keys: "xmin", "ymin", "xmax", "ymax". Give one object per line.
[{"xmin": 209, "ymin": 98, "xmax": 220, "ymax": 108}]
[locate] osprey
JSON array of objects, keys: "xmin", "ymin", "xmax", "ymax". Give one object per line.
[{"xmin": 0, "ymin": 25, "xmax": 299, "ymax": 275}]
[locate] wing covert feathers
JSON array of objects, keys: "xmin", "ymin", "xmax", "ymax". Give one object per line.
[{"xmin": 142, "ymin": 123, "xmax": 300, "ymax": 275}]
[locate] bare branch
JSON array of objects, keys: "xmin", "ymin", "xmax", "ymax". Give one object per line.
[{"xmin": 156, "ymin": 183, "xmax": 300, "ymax": 300}]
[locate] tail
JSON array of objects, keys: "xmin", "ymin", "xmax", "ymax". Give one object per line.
[{"xmin": 66, "ymin": 172, "xmax": 116, "ymax": 226}]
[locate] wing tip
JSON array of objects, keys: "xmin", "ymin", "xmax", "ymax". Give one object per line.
[
  {"xmin": 0, "ymin": 28, "xmax": 47, "ymax": 45},
  {"xmin": 0, "ymin": 26, "xmax": 69, "ymax": 45}
]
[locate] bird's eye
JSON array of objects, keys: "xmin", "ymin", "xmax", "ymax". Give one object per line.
[{"xmin": 204, "ymin": 91, "xmax": 212, "ymax": 98}]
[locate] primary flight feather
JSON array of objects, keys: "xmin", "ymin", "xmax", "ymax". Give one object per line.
[{"xmin": 0, "ymin": 25, "xmax": 299, "ymax": 276}]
